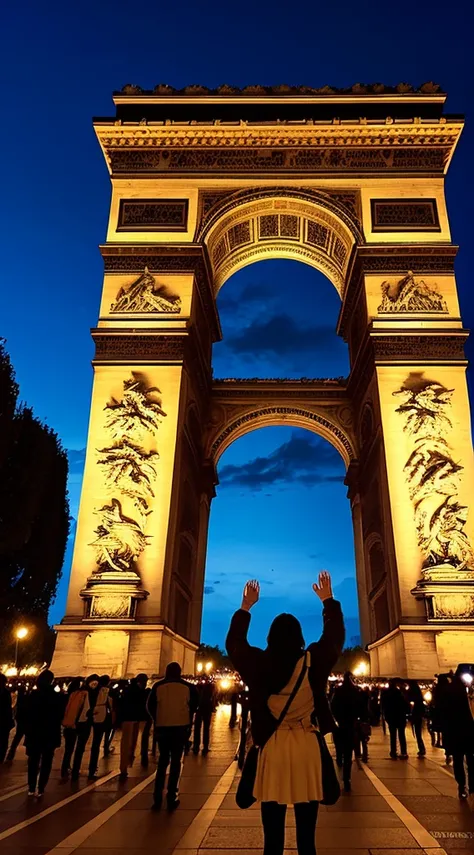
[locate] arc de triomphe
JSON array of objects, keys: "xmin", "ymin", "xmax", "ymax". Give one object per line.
[{"xmin": 52, "ymin": 83, "xmax": 474, "ymax": 678}]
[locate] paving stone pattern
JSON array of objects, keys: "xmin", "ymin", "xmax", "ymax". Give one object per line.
[{"xmin": 0, "ymin": 708, "xmax": 473, "ymax": 853}]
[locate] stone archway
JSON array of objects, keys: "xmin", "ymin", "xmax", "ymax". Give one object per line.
[
  {"xmin": 53, "ymin": 84, "xmax": 474, "ymax": 679},
  {"xmin": 198, "ymin": 187, "xmax": 363, "ymax": 294}
]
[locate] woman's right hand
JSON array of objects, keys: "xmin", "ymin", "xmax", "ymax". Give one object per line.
[
  {"xmin": 241, "ymin": 580, "xmax": 260, "ymax": 611},
  {"xmin": 313, "ymin": 571, "xmax": 333, "ymax": 602}
]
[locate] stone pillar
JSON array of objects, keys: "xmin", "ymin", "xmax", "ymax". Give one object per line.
[{"xmin": 345, "ymin": 463, "xmax": 370, "ymax": 648}]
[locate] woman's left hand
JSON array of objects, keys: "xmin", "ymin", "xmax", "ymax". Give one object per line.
[{"xmin": 241, "ymin": 580, "xmax": 260, "ymax": 611}]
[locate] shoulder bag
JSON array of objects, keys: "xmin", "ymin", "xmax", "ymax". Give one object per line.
[{"xmin": 236, "ymin": 656, "xmax": 307, "ymax": 809}]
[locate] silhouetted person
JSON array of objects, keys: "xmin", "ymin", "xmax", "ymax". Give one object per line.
[
  {"xmin": 24, "ymin": 670, "xmax": 62, "ymax": 796},
  {"xmin": 406, "ymin": 680, "xmax": 426, "ymax": 757},
  {"xmin": 61, "ymin": 678, "xmax": 87, "ymax": 779},
  {"xmin": 237, "ymin": 686, "xmax": 250, "ymax": 769},
  {"xmin": 368, "ymin": 687, "xmax": 381, "ymax": 726},
  {"xmin": 431, "ymin": 674, "xmax": 451, "ymax": 759},
  {"xmin": 229, "ymin": 690, "xmax": 238, "ymax": 728},
  {"xmin": 71, "ymin": 674, "xmax": 100, "ymax": 780},
  {"xmin": 444, "ymin": 670, "xmax": 474, "ymax": 799},
  {"xmin": 193, "ymin": 677, "xmax": 216, "ymax": 755},
  {"xmin": 0, "ymin": 674, "xmax": 13, "ymax": 763},
  {"xmin": 86, "ymin": 674, "xmax": 111, "ymax": 779},
  {"xmin": 227, "ymin": 573, "xmax": 344, "ymax": 855},
  {"xmin": 382, "ymin": 679, "xmax": 409, "ymax": 759},
  {"xmin": 331, "ymin": 672, "xmax": 367, "ymax": 791},
  {"xmin": 147, "ymin": 662, "xmax": 198, "ymax": 810},
  {"xmin": 119, "ymin": 673, "xmax": 149, "ymax": 779}
]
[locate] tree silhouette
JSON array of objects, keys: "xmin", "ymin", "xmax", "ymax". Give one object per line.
[{"xmin": 0, "ymin": 340, "xmax": 70, "ymax": 663}]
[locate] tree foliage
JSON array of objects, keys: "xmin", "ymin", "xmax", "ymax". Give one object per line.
[
  {"xmin": 0, "ymin": 340, "xmax": 70, "ymax": 662},
  {"xmin": 197, "ymin": 643, "xmax": 231, "ymax": 670}
]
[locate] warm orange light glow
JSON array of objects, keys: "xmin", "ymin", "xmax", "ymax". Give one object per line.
[{"xmin": 16, "ymin": 627, "xmax": 28, "ymax": 640}]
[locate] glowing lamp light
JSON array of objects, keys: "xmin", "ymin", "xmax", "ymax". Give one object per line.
[
  {"xmin": 461, "ymin": 673, "xmax": 473, "ymax": 686},
  {"xmin": 205, "ymin": 661, "xmax": 213, "ymax": 673},
  {"xmin": 5, "ymin": 667, "xmax": 18, "ymax": 677},
  {"xmin": 423, "ymin": 690, "xmax": 432, "ymax": 703},
  {"xmin": 219, "ymin": 678, "xmax": 231, "ymax": 691},
  {"xmin": 196, "ymin": 663, "xmax": 203, "ymax": 674},
  {"xmin": 16, "ymin": 627, "xmax": 28, "ymax": 640},
  {"xmin": 54, "ymin": 685, "xmax": 61, "ymax": 693},
  {"xmin": 353, "ymin": 661, "xmax": 369, "ymax": 677}
]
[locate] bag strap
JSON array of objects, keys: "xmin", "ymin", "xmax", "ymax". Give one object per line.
[{"xmin": 274, "ymin": 653, "xmax": 308, "ymax": 732}]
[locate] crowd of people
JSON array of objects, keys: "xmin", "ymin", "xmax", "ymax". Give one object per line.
[
  {"xmin": 0, "ymin": 665, "xmax": 219, "ymax": 806},
  {"xmin": 0, "ymin": 573, "xmax": 473, "ymax": 848}
]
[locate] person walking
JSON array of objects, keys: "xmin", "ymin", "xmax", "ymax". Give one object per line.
[
  {"xmin": 226, "ymin": 572, "xmax": 344, "ymax": 855},
  {"xmin": 382, "ymin": 679, "xmax": 409, "ymax": 759},
  {"xmin": 87, "ymin": 674, "xmax": 111, "ymax": 780},
  {"xmin": 147, "ymin": 662, "xmax": 198, "ymax": 810},
  {"xmin": 24, "ymin": 670, "xmax": 62, "ymax": 796},
  {"xmin": 0, "ymin": 674, "xmax": 14, "ymax": 763},
  {"xmin": 6, "ymin": 683, "xmax": 28, "ymax": 762},
  {"xmin": 119, "ymin": 673, "xmax": 149, "ymax": 780},
  {"xmin": 193, "ymin": 677, "xmax": 216, "ymax": 756},
  {"xmin": 71, "ymin": 674, "xmax": 100, "ymax": 781},
  {"xmin": 331, "ymin": 672, "xmax": 366, "ymax": 791},
  {"xmin": 444, "ymin": 669, "xmax": 474, "ymax": 799},
  {"xmin": 60, "ymin": 678, "xmax": 87, "ymax": 779},
  {"xmin": 406, "ymin": 680, "xmax": 426, "ymax": 757}
]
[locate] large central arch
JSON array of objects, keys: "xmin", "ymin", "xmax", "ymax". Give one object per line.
[
  {"xmin": 53, "ymin": 85, "xmax": 474, "ymax": 680},
  {"xmin": 200, "ymin": 188, "xmax": 363, "ymax": 294}
]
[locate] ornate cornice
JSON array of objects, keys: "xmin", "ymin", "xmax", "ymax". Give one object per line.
[
  {"xmin": 95, "ymin": 122, "xmax": 461, "ymax": 177},
  {"xmin": 114, "ymin": 82, "xmax": 446, "ymax": 97},
  {"xmin": 92, "ymin": 331, "xmax": 186, "ymax": 362},
  {"xmin": 371, "ymin": 332, "xmax": 468, "ymax": 362},
  {"xmin": 211, "ymin": 378, "xmax": 348, "ymax": 400}
]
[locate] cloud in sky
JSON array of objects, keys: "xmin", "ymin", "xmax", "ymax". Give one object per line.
[
  {"xmin": 218, "ymin": 431, "xmax": 344, "ymax": 490},
  {"xmin": 224, "ymin": 315, "xmax": 336, "ymax": 362}
]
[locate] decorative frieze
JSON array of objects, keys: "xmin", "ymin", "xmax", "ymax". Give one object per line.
[
  {"xmin": 117, "ymin": 199, "xmax": 188, "ymax": 231},
  {"xmin": 371, "ymin": 199, "xmax": 440, "ymax": 232}
]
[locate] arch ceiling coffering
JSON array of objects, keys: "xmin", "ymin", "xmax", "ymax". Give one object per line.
[{"xmin": 203, "ymin": 190, "xmax": 361, "ymax": 295}]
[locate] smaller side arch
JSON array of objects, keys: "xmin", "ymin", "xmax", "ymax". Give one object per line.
[{"xmin": 208, "ymin": 406, "xmax": 356, "ymax": 469}]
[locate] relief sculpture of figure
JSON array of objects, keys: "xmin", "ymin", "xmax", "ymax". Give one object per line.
[
  {"xmin": 111, "ymin": 267, "xmax": 181, "ymax": 314},
  {"xmin": 90, "ymin": 498, "xmax": 148, "ymax": 573},
  {"xmin": 97, "ymin": 439, "xmax": 158, "ymax": 499},
  {"xmin": 394, "ymin": 381, "xmax": 474, "ymax": 570},
  {"xmin": 105, "ymin": 378, "xmax": 166, "ymax": 441},
  {"xmin": 379, "ymin": 271, "xmax": 448, "ymax": 313}
]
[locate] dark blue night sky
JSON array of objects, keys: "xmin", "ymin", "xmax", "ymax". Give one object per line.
[{"xmin": 2, "ymin": 0, "xmax": 472, "ymax": 649}]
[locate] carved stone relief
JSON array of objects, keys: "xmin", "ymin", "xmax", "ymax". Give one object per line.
[
  {"xmin": 110, "ymin": 267, "xmax": 181, "ymax": 314},
  {"xmin": 394, "ymin": 379, "xmax": 474, "ymax": 570},
  {"xmin": 83, "ymin": 375, "xmax": 167, "ymax": 617},
  {"xmin": 378, "ymin": 271, "xmax": 448, "ymax": 313}
]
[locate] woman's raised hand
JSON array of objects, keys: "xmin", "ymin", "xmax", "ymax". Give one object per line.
[
  {"xmin": 312, "ymin": 571, "xmax": 333, "ymax": 602},
  {"xmin": 241, "ymin": 580, "xmax": 260, "ymax": 611}
]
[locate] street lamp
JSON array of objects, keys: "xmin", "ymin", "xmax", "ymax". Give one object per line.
[
  {"xmin": 205, "ymin": 661, "xmax": 213, "ymax": 674},
  {"xmin": 15, "ymin": 627, "xmax": 28, "ymax": 667}
]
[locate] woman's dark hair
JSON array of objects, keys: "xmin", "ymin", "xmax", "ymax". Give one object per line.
[{"xmin": 265, "ymin": 613, "xmax": 305, "ymax": 694}]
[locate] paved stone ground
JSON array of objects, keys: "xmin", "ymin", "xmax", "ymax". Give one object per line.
[{"xmin": 0, "ymin": 706, "xmax": 473, "ymax": 854}]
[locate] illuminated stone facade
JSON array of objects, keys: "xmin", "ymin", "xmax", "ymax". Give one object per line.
[{"xmin": 52, "ymin": 84, "xmax": 474, "ymax": 678}]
